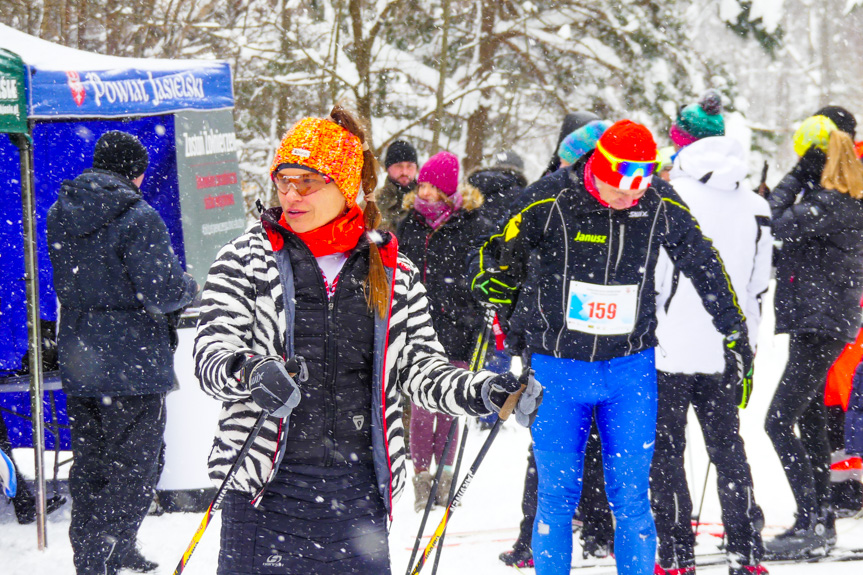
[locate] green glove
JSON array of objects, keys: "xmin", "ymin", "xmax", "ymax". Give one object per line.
[{"xmin": 471, "ymin": 269, "xmax": 519, "ymax": 306}]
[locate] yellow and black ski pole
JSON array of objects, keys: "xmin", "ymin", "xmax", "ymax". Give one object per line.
[
  {"xmin": 408, "ymin": 368, "xmax": 527, "ymax": 575},
  {"xmin": 173, "ymin": 411, "xmax": 268, "ymax": 574},
  {"xmin": 469, "ymin": 307, "xmax": 496, "ymax": 372},
  {"xmin": 406, "ymin": 306, "xmax": 496, "ymax": 574}
]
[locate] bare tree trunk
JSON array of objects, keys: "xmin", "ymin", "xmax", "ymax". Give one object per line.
[
  {"xmin": 463, "ymin": 0, "xmax": 496, "ymax": 172},
  {"xmin": 330, "ymin": 0, "xmax": 344, "ymax": 105},
  {"xmin": 431, "ymin": 0, "xmax": 451, "ymax": 153},
  {"xmin": 818, "ymin": 0, "xmax": 835, "ymax": 107},
  {"xmin": 78, "ymin": 0, "xmax": 90, "ymax": 50},
  {"xmin": 39, "ymin": 0, "xmax": 59, "ymax": 41},
  {"xmin": 105, "ymin": 4, "xmax": 119, "ymax": 54},
  {"xmin": 348, "ymin": 0, "xmax": 373, "ymax": 135},
  {"xmin": 270, "ymin": 0, "xmax": 293, "ymax": 208}
]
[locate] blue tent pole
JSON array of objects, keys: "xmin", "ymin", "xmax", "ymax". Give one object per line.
[{"xmin": 12, "ymin": 129, "xmax": 47, "ymax": 549}]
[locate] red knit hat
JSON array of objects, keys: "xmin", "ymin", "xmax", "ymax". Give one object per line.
[
  {"xmin": 591, "ymin": 120, "xmax": 658, "ymax": 191},
  {"xmin": 418, "ymin": 151, "xmax": 460, "ymax": 196}
]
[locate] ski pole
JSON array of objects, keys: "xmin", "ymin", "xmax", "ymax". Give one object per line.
[
  {"xmin": 405, "ymin": 422, "xmax": 459, "ymax": 575},
  {"xmin": 430, "ymin": 421, "xmax": 469, "ymax": 575},
  {"xmin": 409, "ymin": 368, "xmax": 528, "ymax": 575},
  {"xmin": 407, "ymin": 308, "xmax": 495, "ymax": 574},
  {"xmin": 173, "ymin": 410, "xmax": 268, "ymax": 575},
  {"xmin": 430, "ymin": 312, "xmax": 500, "ymax": 573},
  {"xmin": 469, "ymin": 307, "xmax": 496, "ymax": 372}
]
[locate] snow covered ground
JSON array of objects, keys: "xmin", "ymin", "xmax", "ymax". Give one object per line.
[{"xmin": 2, "ymin": 284, "xmax": 863, "ymax": 574}]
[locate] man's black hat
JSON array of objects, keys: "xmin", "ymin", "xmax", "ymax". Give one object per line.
[
  {"xmin": 92, "ymin": 130, "xmax": 149, "ymax": 181},
  {"xmin": 385, "ymin": 140, "xmax": 418, "ymax": 168}
]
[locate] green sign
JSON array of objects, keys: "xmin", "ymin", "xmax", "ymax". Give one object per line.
[
  {"xmin": 0, "ymin": 48, "xmax": 27, "ymax": 134},
  {"xmin": 174, "ymin": 109, "xmax": 246, "ymax": 288}
]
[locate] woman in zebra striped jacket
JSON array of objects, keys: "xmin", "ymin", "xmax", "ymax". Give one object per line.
[{"xmin": 193, "ymin": 106, "xmax": 534, "ymax": 574}]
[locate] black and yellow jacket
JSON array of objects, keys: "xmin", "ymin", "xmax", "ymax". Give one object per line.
[{"xmin": 473, "ymin": 152, "xmax": 745, "ymax": 362}]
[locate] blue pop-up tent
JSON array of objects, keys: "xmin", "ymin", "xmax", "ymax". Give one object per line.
[
  {"xmin": 0, "ymin": 25, "xmax": 242, "ymax": 535},
  {"xmin": 0, "ymin": 23, "xmax": 237, "ymax": 375}
]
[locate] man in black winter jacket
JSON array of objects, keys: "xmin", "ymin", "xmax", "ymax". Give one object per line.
[
  {"xmin": 47, "ymin": 131, "xmax": 197, "ymax": 575},
  {"xmin": 472, "ymin": 120, "xmax": 751, "ymax": 575}
]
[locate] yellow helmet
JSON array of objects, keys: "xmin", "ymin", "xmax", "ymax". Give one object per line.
[
  {"xmin": 658, "ymin": 146, "xmax": 675, "ymax": 171},
  {"xmin": 793, "ymin": 115, "xmax": 838, "ymax": 157}
]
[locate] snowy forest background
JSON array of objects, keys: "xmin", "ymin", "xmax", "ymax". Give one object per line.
[{"xmin": 2, "ymin": 0, "xmax": 863, "ymax": 212}]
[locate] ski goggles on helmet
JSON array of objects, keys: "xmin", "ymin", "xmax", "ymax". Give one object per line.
[
  {"xmin": 273, "ymin": 172, "xmax": 333, "ymax": 196},
  {"xmin": 595, "ymin": 140, "xmax": 661, "ymax": 178}
]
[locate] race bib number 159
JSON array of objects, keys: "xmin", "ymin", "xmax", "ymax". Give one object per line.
[{"xmin": 565, "ymin": 281, "xmax": 638, "ymax": 335}]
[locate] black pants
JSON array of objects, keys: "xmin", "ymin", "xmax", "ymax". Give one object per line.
[
  {"xmin": 218, "ymin": 464, "xmax": 390, "ymax": 574},
  {"xmin": 765, "ymin": 333, "xmax": 846, "ymax": 523},
  {"xmin": 650, "ymin": 372, "xmax": 763, "ymax": 568},
  {"xmin": 516, "ymin": 417, "xmax": 613, "ymax": 550},
  {"xmin": 67, "ymin": 394, "xmax": 166, "ymax": 575}
]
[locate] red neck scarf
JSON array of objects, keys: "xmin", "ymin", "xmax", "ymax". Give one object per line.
[
  {"xmin": 269, "ymin": 204, "xmax": 366, "ymax": 257},
  {"xmin": 583, "ymin": 155, "xmax": 610, "ymax": 208}
]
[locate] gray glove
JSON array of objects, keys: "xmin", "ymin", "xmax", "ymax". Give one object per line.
[
  {"xmin": 241, "ymin": 355, "xmax": 306, "ymax": 418},
  {"xmin": 481, "ymin": 370, "xmax": 543, "ymax": 427}
]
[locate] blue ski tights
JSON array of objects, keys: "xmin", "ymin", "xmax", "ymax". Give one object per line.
[{"xmin": 531, "ymin": 350, "xmax": 657, "ymax": 575}]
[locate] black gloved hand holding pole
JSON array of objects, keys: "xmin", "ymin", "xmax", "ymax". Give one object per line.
[
  {"xmin": 723, "ymin": 331, "xmax": 754, "ymax": 409},
  {"xmin": 240, "ymin": 355, "xmax": 307, "ymax": 418},
  {"xmin": 481, "ymin": 370, "xmax": 543, "ymax": 427}
]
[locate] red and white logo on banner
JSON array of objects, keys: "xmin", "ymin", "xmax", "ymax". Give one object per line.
[{"xmin": 65, "ymin": 71, "xmax": 85, "ymax": 106}]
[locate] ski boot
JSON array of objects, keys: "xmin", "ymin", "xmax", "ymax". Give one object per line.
[
  {"xmin": 728, "ymin": 566, "xmax": 768, "ymax": 575},
  {"xmin": 818, "ymin": 507, "xmax": 837, "ymax": 546},
  {"xmin": 111, "ymin": 546, "xmax": 159, "ymax": 573},
  {"xmin": 763, "ymin": 511, "xmax": 833, "ymax": 560},
  {"xmin": 13, "ymin": 493, "xmax": 67, "ymax": 525},
  {"xmin": 499, "ymin": 544, "xmax": 534, "ymax": 568},
  {"xmin": 582, "ymin": 534, "xmax": 612, "ymax": 559},
  {"xmin": 727, "ymin": 551, "xmax": 768, "ymax": 575},
  {"xmin": 654, "ymin": 565, "xmax": 695, "ymax": 575}
]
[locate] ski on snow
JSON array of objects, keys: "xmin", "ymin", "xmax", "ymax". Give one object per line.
[{"xmin": 566, "ymin": 548, "xmax": 863, "ymax": 572}]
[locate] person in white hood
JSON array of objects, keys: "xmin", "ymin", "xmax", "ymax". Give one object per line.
[{"xmin": 651, "ymin": 136, "xmax": 773, "ymax": 575}]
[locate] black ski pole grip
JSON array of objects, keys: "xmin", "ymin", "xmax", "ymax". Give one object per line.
[{"xmin": 284, "ymin": 355, "xmax": 308, "ymax": 383}]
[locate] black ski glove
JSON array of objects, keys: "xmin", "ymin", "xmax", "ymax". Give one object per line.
[
  {"xmin": 723, "ymin": 331, "xmax": 754, "ymax": 409},
  {"xmin": 481, "ymin": 371, "xmax": 543, "ymax": 427},
  {"xmin": 240, "ymin": 355, "xmax": 307, "ymax": 418}
]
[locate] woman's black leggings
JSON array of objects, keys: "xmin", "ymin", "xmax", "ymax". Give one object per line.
[{"xmin": 765, "ymin": 333, "xmax": 846, "ymax": 522}]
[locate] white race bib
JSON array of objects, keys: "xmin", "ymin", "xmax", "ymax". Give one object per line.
[{"xmin": 565, "ymin": 281, "xmax": 638, "ymax": 335}]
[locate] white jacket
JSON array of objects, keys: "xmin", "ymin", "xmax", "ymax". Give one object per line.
[{"xmin": 655, "ymin": 136, "xmax": 773, "ymax": 374}]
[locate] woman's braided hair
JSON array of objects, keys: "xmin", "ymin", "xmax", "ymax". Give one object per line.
[{"xmin": 327, "ymin": 105, "xmax": 389, "ymax": 317}]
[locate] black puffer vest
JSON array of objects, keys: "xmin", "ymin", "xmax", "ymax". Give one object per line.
[{"xmin": 279, "ymin": 233, "xmax": 376, "ymax": 467}]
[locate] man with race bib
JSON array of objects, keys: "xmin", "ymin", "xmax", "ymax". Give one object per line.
[{"xmin": 471, "ymin": 120, "xmax": 753, "ymax": 575}]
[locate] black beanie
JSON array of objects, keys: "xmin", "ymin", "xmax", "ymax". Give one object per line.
[
  {"xmin": 92, "ymin": 130, "xmax": 149, "ymax": 181},
  {"xmin": 816, "ymin": 105, "xmax": 857, "ymax": 139},
  {"xmin": 385, "ymin": 140, "xmax": 418, "ymax": 168}
]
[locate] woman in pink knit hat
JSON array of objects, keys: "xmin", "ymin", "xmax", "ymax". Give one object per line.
[{"xmin": 397, "ymin": 151, "xmax": 496, "ymax": 511}]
